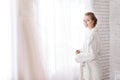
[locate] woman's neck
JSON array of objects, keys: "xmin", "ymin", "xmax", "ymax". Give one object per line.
[{"xmin": 88, "ymin": 26, "xmax": 95, "ymax": 30}]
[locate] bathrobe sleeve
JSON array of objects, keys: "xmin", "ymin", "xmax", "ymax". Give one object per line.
[{"xmin": 75, "ymin": 32, "xmax": 101, "ymax": 63}]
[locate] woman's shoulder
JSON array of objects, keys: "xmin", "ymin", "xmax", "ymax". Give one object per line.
[
  {"xmin": 89, "ymin": 27, "xmax": 100, "ymax": 41},
  {"xmin": 91, "ymin": 27, "xmax": 99, "ymax": 35}
]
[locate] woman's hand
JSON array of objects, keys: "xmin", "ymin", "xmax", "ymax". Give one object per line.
[{"xmin": 75, "ymin": 50, "xmax": 80, "ymax": 54}]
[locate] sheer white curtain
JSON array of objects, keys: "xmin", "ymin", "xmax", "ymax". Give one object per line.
[
  {"xmin": 0, "ymin": 0, "xmax": 93, "ymax": 80},
  {"xmin": 17, "ymin": 0, "xmax": 47, "ymax": 80},
  {"xmin": 16, "ymin": 0, "xmax": 93, "ymax": 80},
  {"xmin": 0, "ymin": 0, "xmax": 12, "ymax": 79},
  {"xmin": 38, "ymin": 0, "xmax": 93, "ymax": 80}
]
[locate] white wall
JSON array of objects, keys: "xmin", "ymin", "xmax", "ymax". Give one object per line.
[
  {"xmin": 93, "ymin": 0, "xmax": 110, "ymax": 80},
  {"xmin": 93, "ymin": 0, "xmax": 120, "ymax": 80},
  {"xmin": 110, "ymin": 0, "xmax": 120, "ymax": 80}
]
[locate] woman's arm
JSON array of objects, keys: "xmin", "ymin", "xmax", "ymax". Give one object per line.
[{"xmin": 75, "ymin": 33, "xmax": 100, "ymax": 63}]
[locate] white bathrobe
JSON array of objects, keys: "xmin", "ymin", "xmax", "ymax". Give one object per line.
[{"xmin": 75, "ymin": 27, "xmax": 102, "ymax": 80}]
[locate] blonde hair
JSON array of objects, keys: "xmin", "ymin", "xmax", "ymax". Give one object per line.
[{"xmin": 85, "ymin": 12, "xmax": 97, "ymax": 26}]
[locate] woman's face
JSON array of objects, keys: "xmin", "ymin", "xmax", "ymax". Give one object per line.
[{"xmin": 83, "ymin": 15, "xmax": 94, "ymax": 28}]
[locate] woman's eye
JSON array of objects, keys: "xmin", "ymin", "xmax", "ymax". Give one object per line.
[{"xmin": 87, "ymin": 19, "xmax": 89, "ymax": 21}]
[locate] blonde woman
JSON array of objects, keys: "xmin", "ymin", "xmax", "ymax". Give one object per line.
[{"xmin": 75, "ymin": 12, "xmax": 102, "ymax": 80}]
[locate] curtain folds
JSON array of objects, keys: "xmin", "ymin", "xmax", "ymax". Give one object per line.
[
  {"xmin": 18, "ymin": 0, "xmax": 47, "ymax": 80},
  {"xmin": 17, "ymin": 0, "xmax": 93, "ymax": 80}
]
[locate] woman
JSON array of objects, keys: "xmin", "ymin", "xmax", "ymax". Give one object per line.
[{"xmin": 75, "ymin": 12, "xmax": 102, "ymax": 80}]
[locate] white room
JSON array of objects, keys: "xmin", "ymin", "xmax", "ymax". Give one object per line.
[{"xmin": 0, "ymin": 0, "xmax": 120, "ymax": 80}]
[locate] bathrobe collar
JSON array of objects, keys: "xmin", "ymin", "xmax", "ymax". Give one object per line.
[{"xmin": 87, "ymin": 26, "xmax": 98, "ymax": 33}]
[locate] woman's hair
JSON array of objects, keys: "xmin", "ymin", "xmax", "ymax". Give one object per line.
[{"xmin": 85, "ymin": 12, "xmax": 97, "ymax": 26}]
